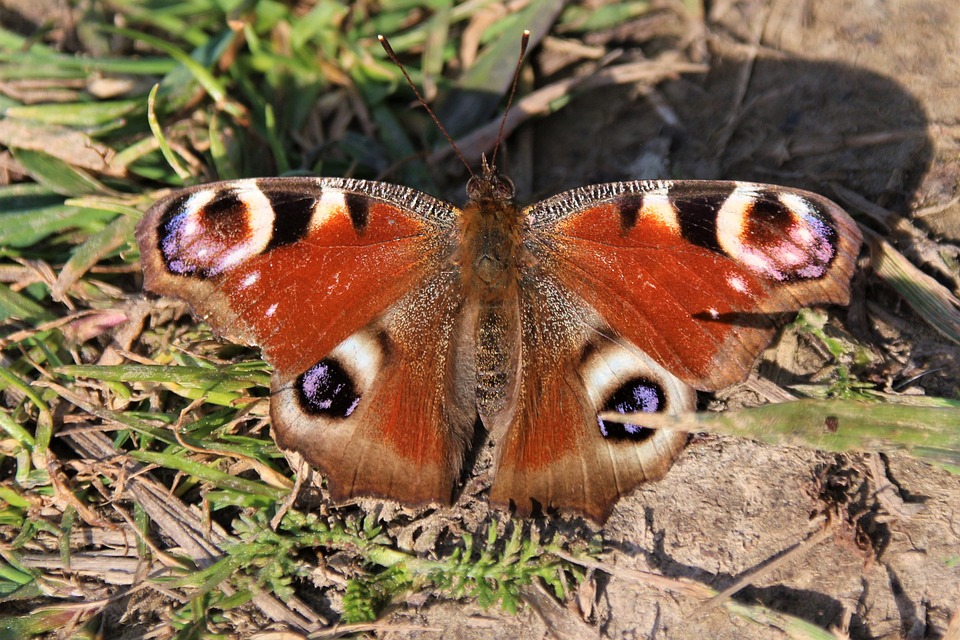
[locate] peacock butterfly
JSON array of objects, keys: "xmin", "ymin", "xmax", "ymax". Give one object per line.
[{"xmin": 135, "ymin": 38, "xmax": 861, "ymax": 523}]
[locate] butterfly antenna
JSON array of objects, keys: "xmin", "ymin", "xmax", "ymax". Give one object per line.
[
  {"xmin": 489, "ymin": 30, "xmax": 530, "ymax": 170},
  {"xmin": 378, "ymin": 34, "xmax": 475, "ymax": 179}
]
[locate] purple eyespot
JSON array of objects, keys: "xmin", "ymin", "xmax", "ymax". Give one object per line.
[
  {"xmin": 297, "ymin": 359, "xmax": 360, "ymax": 418},
  {"xmin": 598, "ymin": 377, "xmax": 664, "ymax": 441}
]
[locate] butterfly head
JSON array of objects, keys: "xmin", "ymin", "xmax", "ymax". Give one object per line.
[{"xmin": 466, "ymin": 155, "xmax": 516, "ymax": 203}]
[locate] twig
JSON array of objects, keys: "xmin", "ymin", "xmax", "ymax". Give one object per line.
[{"xmin": 694, "ymin": 521, "xmax": 836, "ymax": 615}]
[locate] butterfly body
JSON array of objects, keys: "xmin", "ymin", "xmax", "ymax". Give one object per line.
[{"xmin": 137, "ymin": 170, "xmax": 860, "ymax": 522}]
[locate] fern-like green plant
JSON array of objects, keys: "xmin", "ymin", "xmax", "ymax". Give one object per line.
[
  {"xmin": 173, "ymin": 508, "xmax": 592, "ymax": 625},
  {"xmin": 342, "ymin": 521, "xmax": 589, "ymax": 622}
]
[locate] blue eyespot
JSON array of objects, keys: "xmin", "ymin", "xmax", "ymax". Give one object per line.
[
  {"xmin": 597, "ymin": 377, "xmax": 664, "ymax": 441},
  {"xmin": 297, "ymin": 359, "xmax": 360, "ymax": 418}
]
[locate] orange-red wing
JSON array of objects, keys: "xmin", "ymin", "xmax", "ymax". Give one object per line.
[
  {"xmin": 488, "ymin": 273, "xmax": 693, "ymax": 523},
  {"xmin": 525, "ymin": 180, "xmax": 861, "ymax": 390},
  {"xmin": 138, "ymin": 177, "xmax": 474, "ymax": 507},
  {"xmin": 136, "ymin": 177, "xmax": 457, "ymax": 378},
  {"xmin": 272, "ymin": 270, "xmax": 477, "ymax": 507},
  {"xmin": 489, "ymin": 180, "xmax": 860, "ymax": 520}
]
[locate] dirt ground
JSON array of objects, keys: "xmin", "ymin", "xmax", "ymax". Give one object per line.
[{"xmin": 388, "ymin": 1, "xmax": 960, "ymax": 638}]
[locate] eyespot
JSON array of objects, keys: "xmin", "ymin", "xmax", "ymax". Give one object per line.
[
  {"xmin": 157, "ymin": 187, "xmax": 274, "ymax": 277},
  {"xmin": 297, "ymin": 359, "xmax": 361, "ymax": 418},
  {"xmin": 597, "ymin": 377, "xmax": 665, "ymax": 441}
]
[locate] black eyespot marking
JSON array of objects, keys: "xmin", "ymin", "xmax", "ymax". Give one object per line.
[
  {"xmin": 747, "ymin": 195, "xmax": 793, "ymax": 229},
  {"xmin": 739, "ymin": 192, "xmax": 839, "ymax": 282},
  {"xmin": 616, "ymin": 195, "xmax": 642, "ymax": 232},
  {"xmin": 597, "ymin": 377, "xmax": 666, "ymax": 441},
  {"xmin": 344, "ymin": 192, "xmax": 370, "ymax": 233},
  {"xmin": 676, "ymin": 194, "xmax": 723, "ymax": 253},
  {"xmin": 262, "ymin": 187, "xmax": 315, "ymax": 250},
  {"xmin": 743, "ymin": 196, "xmax": 819, "ymax": 253},
  {"xmin": 297, "ymin": 359, "xmax": 361, "ymax": 418},
  {"xmin": 202, "ymin": 192, "xmax": 247, "ymax": 227},
  {"xmin": 158, "ymin": 191, "xmax": 249, "ymax": 277}
]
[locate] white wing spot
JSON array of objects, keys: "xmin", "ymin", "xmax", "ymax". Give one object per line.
[
  {"xmin": 312, "ymin": 189, "xmax": 347, "ymax": 229},
  {"xmin": 181, "ymin": 190, "xmax": 216, "ymax": 239},
  {"xmin": 640, "ymin": 187, "xmax": 680, "ymax": 232},
  {"xmin": 241, "ymin": 271, "xmax": 260, "ymax": 288},
  {"xmin": 327, "ymin": 330, "xmax": 384, "ymax": 392},
  {"xmin": 728, "ymin": 275, "xmax": 748, "ymax": 293}
]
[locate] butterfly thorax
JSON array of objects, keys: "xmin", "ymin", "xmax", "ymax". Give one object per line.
[
  {"xmin": 457, "ymin": 165, "xmax": 524, "ymax": 299},
  {"xmin": 456, "ymin": 165, "xmax": 526, "ymax": 422}
]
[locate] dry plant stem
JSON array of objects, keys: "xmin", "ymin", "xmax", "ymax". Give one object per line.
[
  {"xmin": 0, "ymin": 311, "xmax": 111, "ymax": 349},
  {"xmin": 864, "ymin": 228, "xmax": 960, "ymax": 346},
  {"xmin": 830, "ymin": 183, "xmax": 899, "ymax": 229},
  {"xmin": 0, "ymin": 120, "xmax": 121, "ymax": 175},
  {"xmin": 520, "ymin": 582, "xmax": 597, "ymax": 640},
  {"xmin": 108, "ymin": 498, "xmax": 186, "ymax": 569},
  {"xmin": 430, "ymin": 59, "xmax": 707, "ymax": 163},
  {"xmin": 19, "ymin": 552, "xmax": 149, "ymax": 587},
  {"xmin": 710, "ymin": 4, "xmax": 770, "ymax": 159},
  {"xmin": 833, "ymin": 183, "xmax": 960, "ymax": 290},
  {"xmin": 270, "ymin": 467, "xmax": 304, "ymax": 530},
  {"xmin": 695, "ymin": 522, "xmax": 836, "ymax": 615},
  {"xmin": 63, "ymin": 427, "xmax": 325, "ymax": 630},
  {"xmin": 789, "ymin": 130, "xmax": 926, "ymax": 159},
  {"xmin": 913, "ymin": 194, "xmax": 960, "ymax": 218},
  {"xmin": 47, "ymin": 458, "xmax": 115, "ymax": 528},
  {"xmin": 551, "ymin": 550, "xmax": 708, "ymax": 600},
  {"xmin": 312, "ymin": 621, "xmax": 444, "ymax": 639}
]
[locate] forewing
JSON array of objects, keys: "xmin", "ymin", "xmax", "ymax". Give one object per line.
[
  {"xmin": 137, "ymin": 177, "xmax": 457, "ymax": 378},
  {"xmin": 525, "ymin": 180, "xmax": 861, "ymax": 390},
  {"xmin": 489, "ymin": 179, "xmax": 861, "ymax": 521}
]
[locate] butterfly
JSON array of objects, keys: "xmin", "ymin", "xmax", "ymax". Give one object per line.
[{"xmin": 136, "ymin": 161, "xmax": 861, "ymax": 522}]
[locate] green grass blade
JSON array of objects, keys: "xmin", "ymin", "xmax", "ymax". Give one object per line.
[
  {"xmin": 3, "ymin": 100, "xmax": 140, "ymax": 126},
  {"xmin": 127, "ymin": 451, "xmax": 287, "ymax": 500},
  {"xmin": 57, "ymin": 363, "xmax": 268, "ymax": 390},
  {"xmin": 558, "ymin": 1, "xmax": 653, "ymax": 32},
  {"xmin": 51, "ymin": 210, "xmax": 138, "ymax": 301},
  {"xmin": 603, "ymin": 399, "xmax": 960, "ymax": 472},
  {"xmin": 439, "ymin": 0, "xmax": 565, "ymax": 134},
  {"xmin": 10, "ymin": 149, "xmax": 110, "ymax": 197},
  {"xmin": 0, "ymin": 52, "xmax": 176, "ymax": 75},
  {"xmin": 0, "ymin": 204, "xmax": 116, "ymax": 248},
  {"xmin": 146, "ymin": 83, "xmax": 190, "ymax": 182},
  {"xmin": 0, "ymin": 284, "xmax": 54, "ymax": 323},
  {"xmin": 110, "ymin": 26, "xmax": 245, "ymax": 119}
]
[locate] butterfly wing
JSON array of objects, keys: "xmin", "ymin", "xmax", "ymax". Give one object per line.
[
  {"xmin": 489, "ymin": 180, "xmax": 860, "ymax": 521},
  {"xmin": 526, "ymin": 180, "xmax": 862, "ymax": 390},
  {"xmin": 271, "ymin": 268, "xmax": 477, "ymax": 504},
  {"xmin": 487, "ymin": 270, "xmax": 694, "ymax": 522},
  {"xmin": 137, "ymin": 177, "xmax": 475, "ymax": 505}
]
